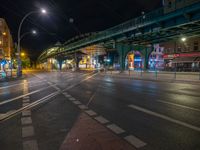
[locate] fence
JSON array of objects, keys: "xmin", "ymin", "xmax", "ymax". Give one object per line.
[{"xmin": 103, "ymin": 69, "xmax": 200, "ymax": 82}]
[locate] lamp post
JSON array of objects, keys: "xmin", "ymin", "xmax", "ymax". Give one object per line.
[{"xmin": 17, "ymin": 9, "xmax": 47, "ymax": 77}]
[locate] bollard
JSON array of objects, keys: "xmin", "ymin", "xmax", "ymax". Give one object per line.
[
  {"xmin": 155, "ymin": 70, "xmax": 158, "ymax": 80},
  {"xmin": 174, "ymin": 70, "xmax": 176, "ymax": 79}
]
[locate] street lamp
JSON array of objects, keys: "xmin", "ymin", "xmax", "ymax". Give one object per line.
[
  {"xmin": 181, "ymin": 37, "xmax": 186, "ymax": 42},
  {"xmin": 32, "ymin": 30, "xmax": 37, "ymax": 35},
  {"xmin": 17, "ymin": 8, "xmax": 47, "ymax": 77},
  {"xmin": 20, "ymin": 29, "xmax": 37, "ymax": 41},
  {"xmin": 21, "ymin": 52, "xmax": 25, "ymax": 57}
]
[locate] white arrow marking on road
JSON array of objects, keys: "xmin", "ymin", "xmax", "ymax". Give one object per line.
[{"xmin": 128, "ymin": 104, "xmax": 200, "ymax": 132}]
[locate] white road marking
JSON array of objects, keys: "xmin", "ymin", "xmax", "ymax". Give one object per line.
[
  {"xmin": 124, "ymin": 135, "xmax": 146, "ymax": 148},
  {"xmin": 63, "ymin": 72, "xmax": 98, "ymax": 91},
  {"xmin": 0, "ymin": 113, "xmax": 6, "ymax": 120},
  {"xmin": 64, "ymin": 94, "xmax": 71, "ymax": 98},
  {"xmin": 85, "ymin": 110, "xmax": 97, "ymax": 116},
  {"xmin": 78, "ymin": 105, "xmax": 88, "ymax": 110},
  {"xmin": 0, "ymin": 92, "xmax": 59, "ymax": 121},
  {"xmin": 23, "ymin": 99, "xmax": 30, "ymax": 103},
  {"xmin": 69, "ymin": 97, "xmax": 76, "ymax": 101},
  {"xmin": 106, "ymin": 124, "xmax": 125, "ymax": 134},
  {"xmin": 62, "ymin": 92, "xmax": 68, "ymax": 95},
  {"xmin": 21, "ymin": 117, "xmax": 32, "ymax": 125},
  {"xmin": 22, "ymin": 126, "xmax": 34, "ymax": 138},
  {"xmin": 23, "ymin": 103, "xmax": 30, "ymax": 107},
  {"xmin": 128, "ymin": 104, "xmax": 200, "ymax": 132},
  {"xmin": 23, "ymin": 96, "xmax": 30, "ymax": 99},
  {"xmin": 23, "ymin": 140, "xmax": 38, "ymax": 150},
  {"xmin": 0, "ymin": 80, "xmax": 46, "ymax": 90},
  {"xmin": 72, "ymin": 101, "xmax": 81, "ymax": 105},
  {"xmin": 22, "ymin": 110, "xmax": 31, "ymax": 117},
  {"xmin": 0, "ymin": 110, "xmax": 16, "ymax": 120},
  {"xmin": 86, "ymin": 91, "xmax": 96, "ymax": 106},
  {"xmin": 94, "ymin": 116, "xmax": 109, "ymax": 124},
  {"xmin": 156, "ymin": 100, "xmax": 200, "ymax": 112},
  {"xmin": 0, "ymin": 85, "xmax": 54, "ymax": 106}
]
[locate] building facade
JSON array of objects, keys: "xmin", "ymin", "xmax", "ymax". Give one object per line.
[
  {"xmin": 161, "ymin": 37, "xmax": 200, "ymax": 71},
  {"xmin": 0, "ymin": 18, "xmax": 13, "ymax": 71}
]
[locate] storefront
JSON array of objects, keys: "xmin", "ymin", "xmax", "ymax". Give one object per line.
[
  {"xmin": 163, "ymin": 52, "xmax": 200, "ymax": 71},
  {"xmin": 126, "ymin": 51, "xmax": 143, "ymax": 70}
]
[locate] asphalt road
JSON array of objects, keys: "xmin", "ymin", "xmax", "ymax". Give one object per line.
[{"xmin": 0, "ymin": 70, "xmax": 200, "ymax": 150}]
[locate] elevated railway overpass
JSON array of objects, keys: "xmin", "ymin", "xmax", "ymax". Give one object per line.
[{"xmin": 38, "ymin": 0, "xmax": 200, "ymax": 70}]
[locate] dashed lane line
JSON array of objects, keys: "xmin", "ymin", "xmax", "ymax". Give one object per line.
[
  {"xmin": 94, "ymin": 116, "xmax": 109, "ymax": 124},
  {"xmin": 128, "ymin": 104, "xmax": 200, "ymax": 132},
  {"xmin": 85, "ymin": 110, "xmax": 97, "ymax": 116},
  {"xmin": 124, "ymin": 135, "xmax": 147, "ymax": 148},
  {"xmin": 22, "ymin": 110, "xmax": 31, "ymax": 117},
  {"xmin": 72, "ymin": 100, "xmax": 81, "ymax": 105},
  {"xmin": 21, "ymin": 117, "xmax": 32, "ymax": 125},
  {"xmin": 106, "ymin": 124, "xmax": 125, "ymax": 134},
  {"xmin": 69, "ymin": 97, "xmax": 76, "ymax": 101},
  {"xmin": 22, "ymin": 126, "xmax": 35, "ymax": 138},
  {"xmin": 23, "ymin": 140, "xmax": 38, "ymax": 150},
  {"xmin": 78, "ymin": 105, "xmax": 88, "ymax": 110}
]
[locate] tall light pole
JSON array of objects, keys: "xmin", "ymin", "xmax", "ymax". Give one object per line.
[{"xmin": 17, "ymin": 8, "xmax": 47, "ymax": 77}]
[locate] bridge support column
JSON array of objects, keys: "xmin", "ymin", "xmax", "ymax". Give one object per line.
[
  {"xmin": 116, "ymin": 44, "xmax": 131, "ymax": 71},
  {"xmin": 141, "ymin": 46, "xmax": 153, "ymax": 70},
  {"xmin": 57, "ymin": 59, "xmax": 63, "ymax": 71}
]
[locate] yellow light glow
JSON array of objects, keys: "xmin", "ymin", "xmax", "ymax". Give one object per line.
[
  {"xmin": 21, "ymin": 52, "xmax": 25, "ymax": 57},
  {"xmin": 2, "ymin": 32, "xmax": 6, "ymax": 36},
  {"xmin": 0, "ymin": 41, "xmax": 2, "ymax": 45}
]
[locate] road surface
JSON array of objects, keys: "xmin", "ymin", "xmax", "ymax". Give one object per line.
[{"xmin": 0, "ymin": 70, "xmax": 200, "ymax": 150}]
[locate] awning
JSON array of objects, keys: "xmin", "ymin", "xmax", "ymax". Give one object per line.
[{"xmin": 172, "ymin": 57, "xmax": 200, "ymax": 63}]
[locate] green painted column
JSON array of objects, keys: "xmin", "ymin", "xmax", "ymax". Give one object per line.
[
  {"xmin": 57, "ymin": 59, "xmax": 63, "ymax": 71},
  {"xmin": 141, "ymin": 46, "xmax": 153, "ymax": 70},
  {"xmin": 116, "ymin": 44, "xmax": 131, "ymax": 71}
]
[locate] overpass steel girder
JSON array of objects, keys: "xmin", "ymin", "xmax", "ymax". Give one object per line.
[{"xmin": 38, "ymin": 1, "xmax": 200, "ymax": 62}]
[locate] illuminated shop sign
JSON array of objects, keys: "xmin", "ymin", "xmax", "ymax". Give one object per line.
[{"xmin": 163, "ymin": 52, "xmax": 200, "ymax": 59}]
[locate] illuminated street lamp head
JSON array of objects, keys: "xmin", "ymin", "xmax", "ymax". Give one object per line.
[
  {"xmin": 32, "ymin": 30, "xmax": 37, "ymax": 35},
  {"xmin": 2, "ymin": 32, "xmax": 6, "ymax": 36},
  {"xmin": 41, "ymin": 8, "xmax": 47, "ymax": 14},
  {"xmin": 181, "ymin": 37, "xmax": 186, "ymax": 42},
  {"xmin": 21, "ymin": 52, "xmax": 25, "ymax": 57}
]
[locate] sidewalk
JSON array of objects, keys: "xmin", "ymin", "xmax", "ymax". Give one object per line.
[
  {"xmin": 101, "ymin": 70, "xmax": 200, "ymax": 84},
  {"xmin": 60, "ymin": 113, "xmax": 136, "ymax": 150},
  {"xmin": 0, "ymin": 70, "xmax": 26, "ymax": 82}
]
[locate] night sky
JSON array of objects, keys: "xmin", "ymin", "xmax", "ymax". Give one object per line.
[{"xmin": 0, "ymin": 0, "xmax": 161, "ymax": 60}]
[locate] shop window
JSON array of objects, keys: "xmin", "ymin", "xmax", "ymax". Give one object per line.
[{"xmin": 194, "ymin": 41, "xmax": 199, "ymax": 51}]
